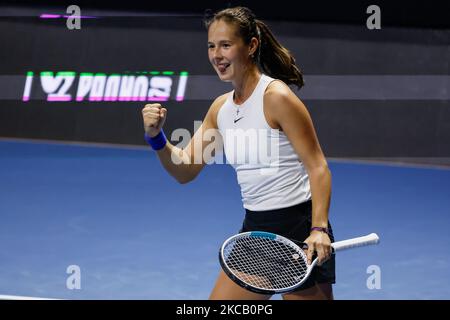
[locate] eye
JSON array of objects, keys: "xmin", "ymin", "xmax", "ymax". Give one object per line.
[
  {"xmin": 208, "ymin": 44, "xmax": 215, "ymax": 49},
  {"xmin": 222, "ymin": 43, "xmax": 231, "ymax": 48}
]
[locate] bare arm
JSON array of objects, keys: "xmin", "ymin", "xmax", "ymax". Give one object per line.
[
  {"xmin": 141, "ymin": 94, "xmax": 226, "ymax": 184},
  {"xmin": 264, "ymin": 82, "xmax": 332, "ymax": 265}
]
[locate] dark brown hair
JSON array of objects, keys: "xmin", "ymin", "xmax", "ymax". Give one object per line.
[{"xmin": 205, "ymin": 6, "xmax": 304, "ymax": 89}]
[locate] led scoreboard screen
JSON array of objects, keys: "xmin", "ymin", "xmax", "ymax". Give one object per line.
[{"xmin": 22, "ymin": 71, "xmax": 189, "ymax": 103}]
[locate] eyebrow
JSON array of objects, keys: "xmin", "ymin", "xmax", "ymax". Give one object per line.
[{"xmin": 207, "ymin": 40, "xmax": 232, "ymax": 45}]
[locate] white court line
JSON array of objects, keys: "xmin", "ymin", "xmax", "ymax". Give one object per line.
[
  {"xmin": 0, "ymin": 294, "xmax": 61, "ymax": 300},
  {"xmin": 328, "ymin": 157, "xmax": 450, "ymax": 171},
  {"xmin": 2, "ymin": 137, "xmax": 449, "ymax": 170},
  {"xmin": 0, "ymin": 136, "xmax": 148, "ymax": 151}
]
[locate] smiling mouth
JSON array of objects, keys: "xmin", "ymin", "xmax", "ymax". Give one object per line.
[{"xmin": 217, "ymin": 63, "xmax": 231, "ymax": 73}]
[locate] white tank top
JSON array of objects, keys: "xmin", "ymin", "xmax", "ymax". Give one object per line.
[{"xmin": 217, "ymin": 74, "xmax": 311, "ymax": 211}]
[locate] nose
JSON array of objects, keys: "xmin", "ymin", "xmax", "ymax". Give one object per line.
[{"xmin": 212, "ymin": 47, "xmax": 222, "ymax": 60}]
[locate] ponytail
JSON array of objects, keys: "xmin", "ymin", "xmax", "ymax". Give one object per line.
[{"xmin": 255, "ymin": 20, "xmax": 304, "ymax": 89}]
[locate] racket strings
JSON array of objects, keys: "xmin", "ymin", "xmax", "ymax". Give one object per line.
[
  {"xmin": 223, "ymin": 236, "xmax": 309, "ymax": 290},
  {"xmin": 226, "ymin": 238, "xmax": 306, "ymax": 289}
]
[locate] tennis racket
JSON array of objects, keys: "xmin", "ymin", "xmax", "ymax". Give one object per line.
[{"xmin": 219, "ymin": 231, "xmax": 379, "ymax": 294}]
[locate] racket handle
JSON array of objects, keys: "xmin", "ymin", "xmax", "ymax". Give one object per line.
[{"xmin": 332, "ymin": 233, "xmax": 380, "ymax": 252}]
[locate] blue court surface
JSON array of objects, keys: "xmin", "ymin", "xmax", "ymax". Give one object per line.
[{"xmin": 1, "ymin": 139, "xmax": 449, "ymax": 300}]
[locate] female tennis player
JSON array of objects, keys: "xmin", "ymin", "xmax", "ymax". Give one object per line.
[{"xmin": 141, "ymin": 6, "xmax": 334, "ymax": 300}]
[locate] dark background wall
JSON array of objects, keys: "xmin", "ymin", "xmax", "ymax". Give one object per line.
[
  {"xmin": 0, "ymin": 1, "xmax": 449, "ymax": 162},
  {"xmin": 3, "ymin": 0, "xmax": 450, "ymax": 28}
]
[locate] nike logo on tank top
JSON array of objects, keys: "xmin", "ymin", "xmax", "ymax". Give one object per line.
[{"xmin": 217, "ymin": 74, "xmax": 311, "ymax": 211}]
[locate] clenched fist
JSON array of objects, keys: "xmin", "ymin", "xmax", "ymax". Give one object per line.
[{"xmin": 142, "ymin": 104, "xmax": 167, "ymax": 138}]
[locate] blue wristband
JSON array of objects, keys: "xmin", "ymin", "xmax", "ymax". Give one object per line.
[{"xmin": 144, "ymin": 130, "xmax": 167, "ymax": 151}]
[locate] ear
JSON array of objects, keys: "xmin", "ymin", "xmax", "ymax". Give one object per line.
[{"xmin": 248, "ymin": 37, "xmax": 259, "ymax": 57}]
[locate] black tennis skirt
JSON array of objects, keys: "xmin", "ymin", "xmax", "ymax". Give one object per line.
[{"xmin": 239, "ymin": 200, "xmax": 336, "ymax": 291}]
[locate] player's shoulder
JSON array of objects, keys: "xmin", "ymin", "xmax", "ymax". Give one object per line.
[
  {"xmin": 263, "ymin": 79, "xmax": 308, "ymax": 129},
  {"xmin": 206, "ymin": 92, "xmax": 231, "ymax": 128},
  {"xmin": 264, "ymin": 79, "xmax": 296, "ymax": 102},
  {"xmin": 211, "ymin": 92, "xmax": 229, "ymax": 109},
  {"xmin": 264, "ymin": 79, "xmax": 302, "ymax": 114},
  {"xmin": 209, "ymin": 92, "xmax": 230, "ymax": 116}
]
